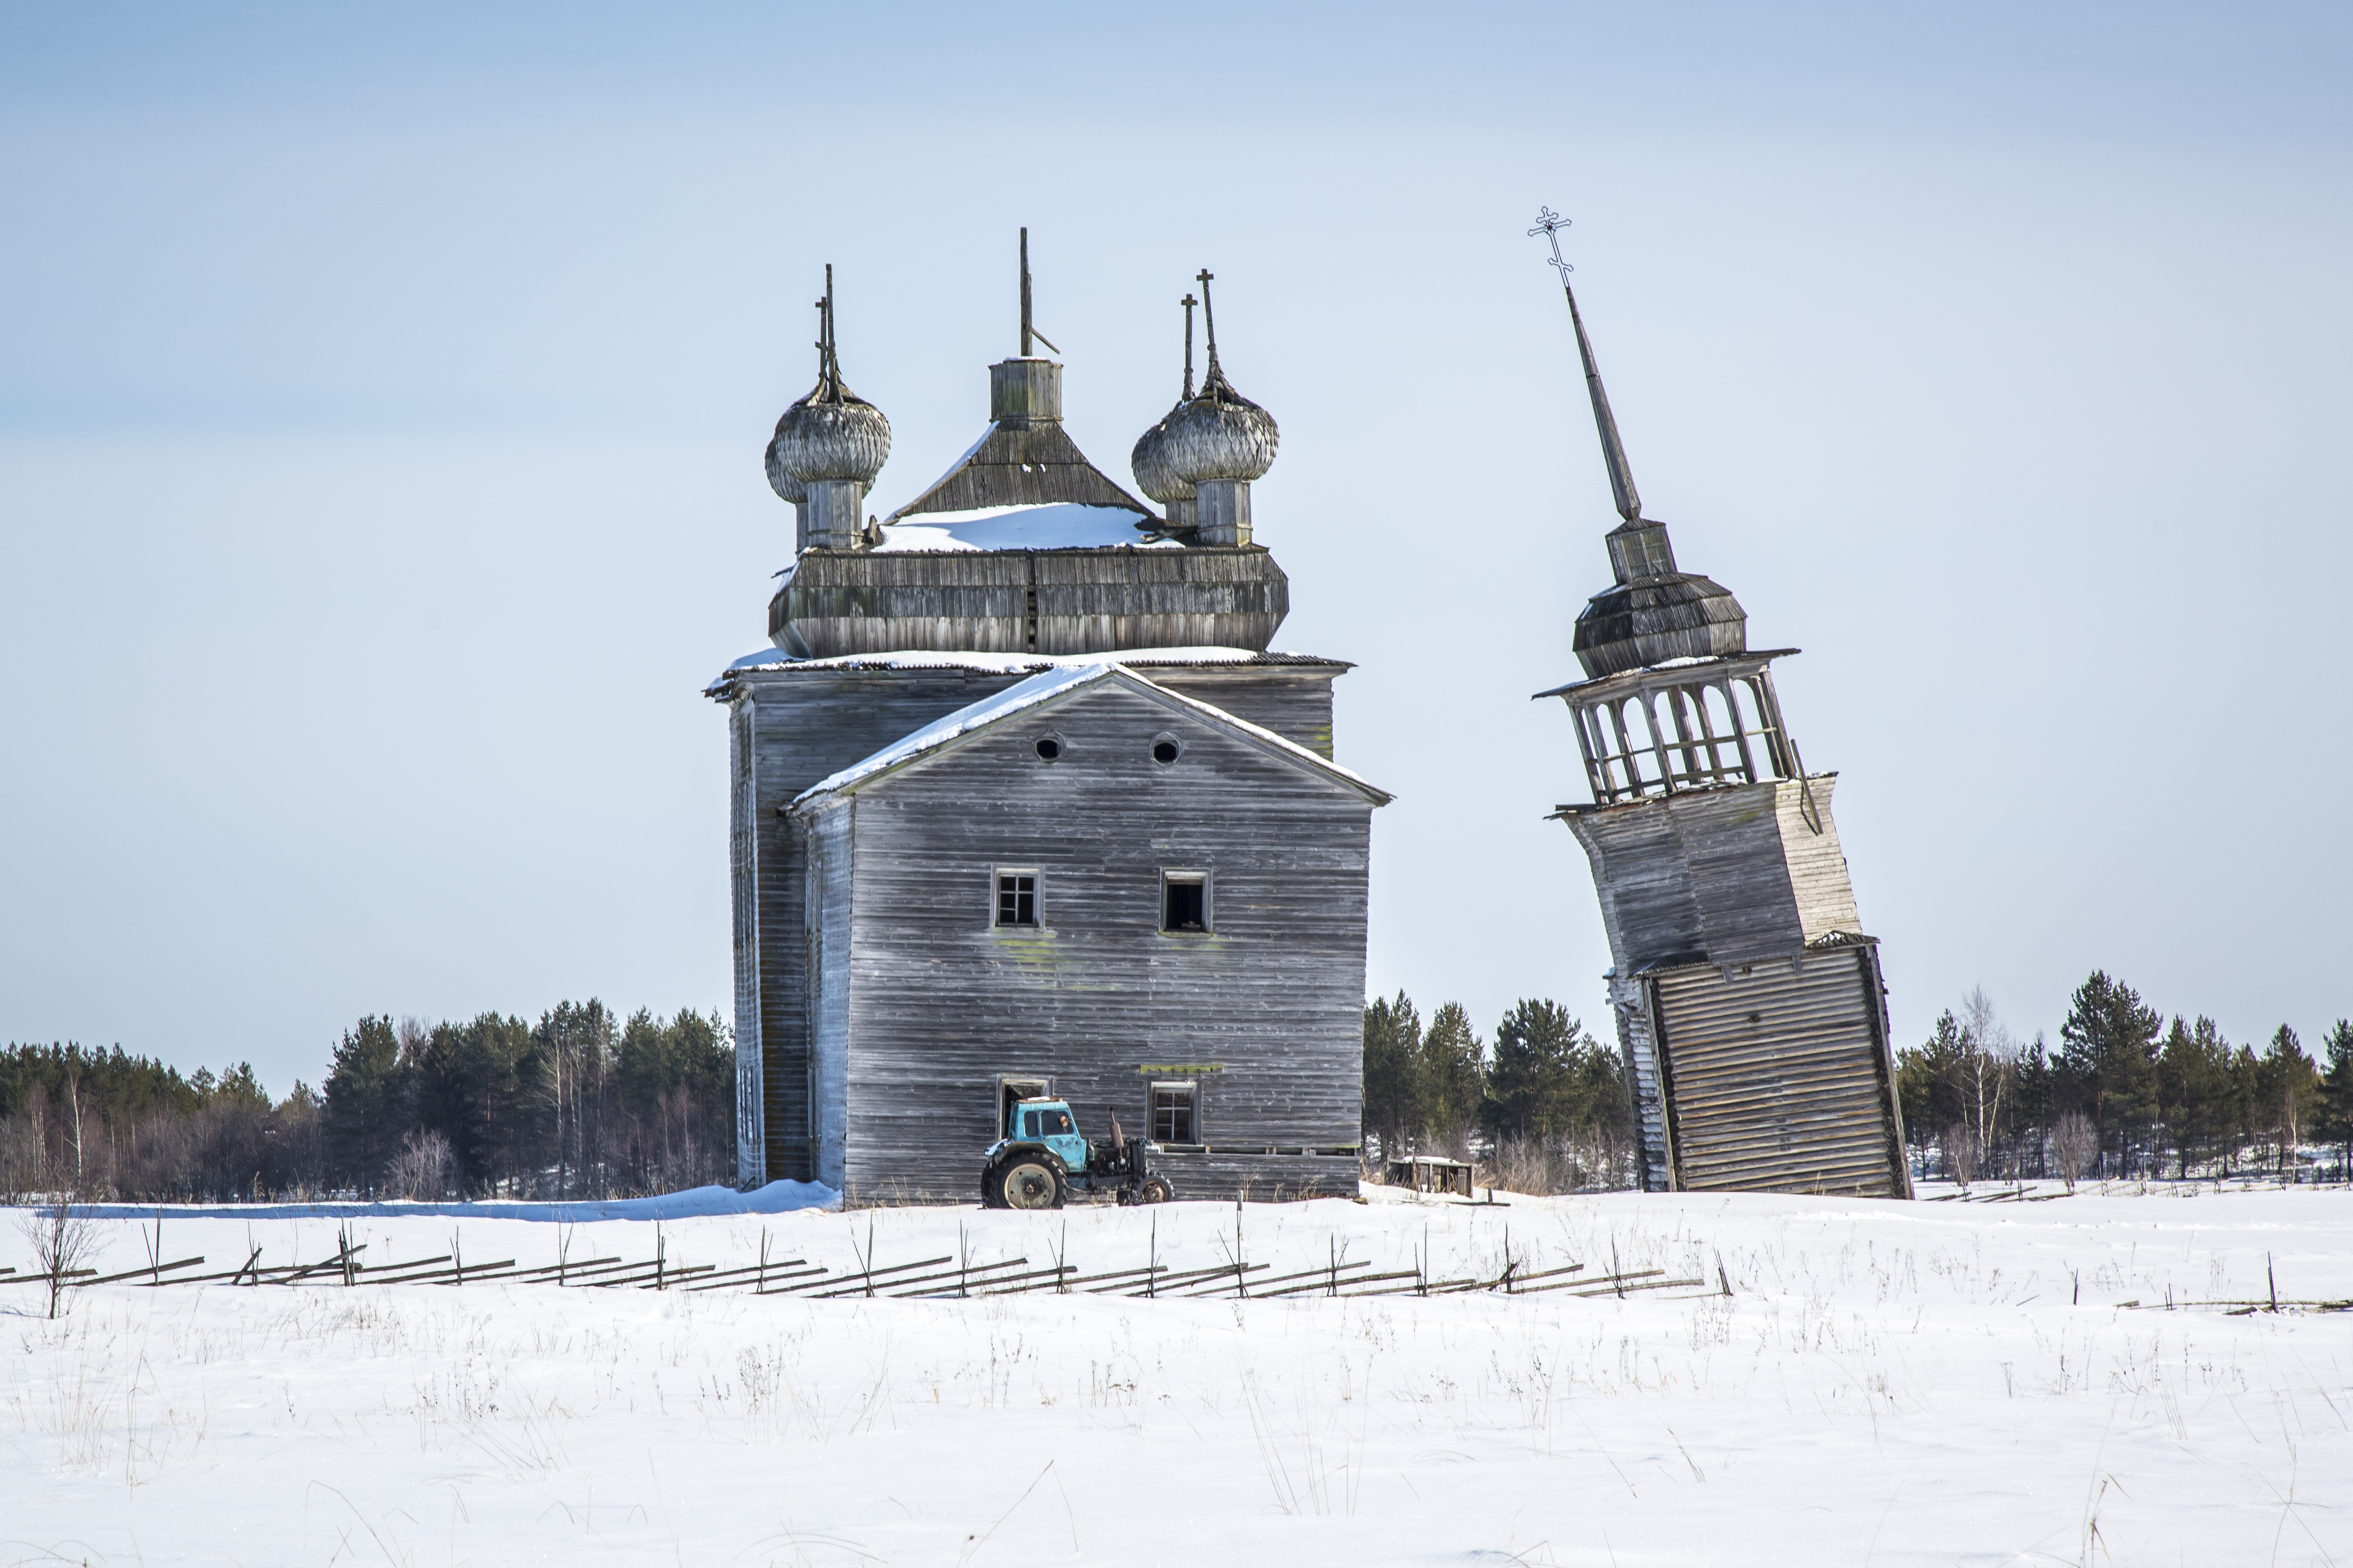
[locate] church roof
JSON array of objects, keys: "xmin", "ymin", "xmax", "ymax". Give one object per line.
[
  {"xmin": 787, "ymin": 662, "xmax": 1389, "ymax": 809},
  {"xmin": 885, "ymin": 411, "xmax": 1154, "ymax": 523},
  {"xmin": 705, "ymin": 645, "xmax": 1347, "ymax": 697}
]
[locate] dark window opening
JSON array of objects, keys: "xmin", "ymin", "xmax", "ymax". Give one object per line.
[
  {"xmin": 1034, "ymin": 736, "xmax": 1061, "ymax": 761},
  {"xmin": 1162, "ymin": 875, "xmax": 1206, "ymax": 932},
  {"xmin": 1151, "ymin": 736, "xmax": 1181, "ymax": 765},
  {"xmin": 996, "ymin": 872, "xmax": 1038, "ymax": 927},
  {"xmin": 1151, "ymin": 1083, "xmax": 1197, "ymax": 1144}
]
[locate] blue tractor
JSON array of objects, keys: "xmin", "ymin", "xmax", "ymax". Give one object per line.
[{"xmin": 981, "ymin": 1097, "xmax": 1175, "ymax": 1210}]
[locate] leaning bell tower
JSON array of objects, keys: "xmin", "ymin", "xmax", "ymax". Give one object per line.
[{"xmin": 1528, "ymin": 209, "xmax": 1911, "ymax": 1199}]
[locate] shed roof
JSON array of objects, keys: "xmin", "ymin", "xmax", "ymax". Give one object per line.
[{"xmin": 787, "ymin": 663, "xmax": 1390, "ymax": 811}]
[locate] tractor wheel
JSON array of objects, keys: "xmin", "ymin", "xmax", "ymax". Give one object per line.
[
  {"xmin": 979, "ymin": 1166, "xmax": 1007, "ymax": 1209},
  {"xmin": 1138, "ymin": 1175, "xmax": 1175, "ymax": 1204},
  {"xmin": 994, "ymin": 1155, "xmax": 1066, "ymax": 1211}
]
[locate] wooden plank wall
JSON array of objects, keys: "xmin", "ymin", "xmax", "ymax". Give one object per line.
[
  {"xmin": 1649, "ymin": 947, "xmax": 1909, "ymax": 1198},
  {"xmin": 728, "ymin": 698, "xmax": 764, "ymax": 1185},
  {"xmin": 813, "ymin": 680, "xmax": 1375, "ymax": 1201},
  {"xmin": 728, "ymin": 664, "xmax": 1343, "ymax": 1184},
  {"xmin": 805, "ymin": 801, "xmax": 855, "ymax": 1190},
  {"xmin": 1562, "ymin": 778, "xmax": 1863, "ymax": 974},
  {"xmin": 775, "ymin": 547, "xmax": 1290, "ymax": 658}
]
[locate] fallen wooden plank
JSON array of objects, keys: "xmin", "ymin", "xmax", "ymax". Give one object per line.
[
  {"xmin": 1256, "ymin": 1268, "xmax": 1421, "ymax": 1298},
  {"xmin": 814, "ymin": 1258, "xmax": 1029, "ymax": 1299},
  {"xmin": 69, "ymin": 1256, "xmax": 207, "ymax": 1288}
]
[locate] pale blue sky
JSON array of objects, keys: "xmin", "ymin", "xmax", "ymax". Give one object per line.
[{"xmin": 4, "ymin": 3, "xmax": 2349, "ymax": 1091}]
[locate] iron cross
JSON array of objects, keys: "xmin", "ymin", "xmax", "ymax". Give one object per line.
[{"xmin": 1527, "ymin": 207, "xmax": 1574, "ymax": 282}]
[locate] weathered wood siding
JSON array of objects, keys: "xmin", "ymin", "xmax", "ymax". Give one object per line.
[
  {"xmin": 815, "ymin": 679, "xmax": 1374, "ymax": 1201},
  {"xmin": 774, "ymin": 547, "xmax": 1290, "ymax": 658},
  {"xmin": 1649, "ymin": 944, "xmax": 1910, "ymax": 1198},
  {"xmin": 1561, "ymin": 777, "xmax": 1861, "ymax": 974},
  {"xmin": 728, "ymin": 696, "xmax": 764, "ymax": 1185},
  {"xmin": 722, "ymin": 662, "xmax": 1346, "ymax": 1181},
  {"xmin": 1146, "ymin": 669, "xmax": 1338, "ymax": 760},
  {"xmin": 804, "ymin": 800, "xmax": 855, "ymax": 1189}
]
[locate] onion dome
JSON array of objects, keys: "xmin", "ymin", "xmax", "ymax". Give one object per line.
[
  {"xmin": 1130, "ymin": 406, "xmax": 1191, "ymax": 507},
  {"xmin": 766, "ymin": 265, "xmax": 891, "ymax": 493},
  {"xmin": 1164, "ymin": 364, "xmax": 1277, "ymax": 485},
  {"xmin": 763, "ymin": 431, "xmax": 806, "ymax": 503},
  {"xmin": 1162, "ymin": 273, "xmax": 1276, "ymax": 486},
  {"xmin": 772, "ymin": 392, "xmax": 891, "ymax": 486}
]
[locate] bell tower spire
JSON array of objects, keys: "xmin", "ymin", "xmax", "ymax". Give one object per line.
[{"xmin": 1530, "ymin": 208, "xmax": 1642, "ymax": 528}]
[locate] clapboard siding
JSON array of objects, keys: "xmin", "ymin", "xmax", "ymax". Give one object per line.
[
  {"xmin": 809, "ymin": 679, "xmax": 1374, "ymax": 1201},
  {"xmin": 1649, "ymin": 947, "xmax": 1910, "ymax": 1198},
  {"xmin": 728, "ymin": 697, "xmax": 764, "ymax": 1185},
  {"xmin": 722, "ymin": 662, "xmax": 1350, "ymax": 1183},
  {"xmin": 805, "ymin": 802, "xmax": 854, "ymax": 1190},
  {"xmin": 774, "ymin": 547, "xmax": 1290, "ymax": 658},
  {"xmin": 1146, "ymin": 669, "xmax": 1337, "ymax": 759}
]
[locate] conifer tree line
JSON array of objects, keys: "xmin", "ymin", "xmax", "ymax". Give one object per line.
[
  {"xmin": 1895, "ymin": 973, "xmax": 2353, "ymax": 1184},
  {"xmin": 0, "ymin": 1003, "xmax": 732, "ymax": 1202},
  {"xmin": 1361, "ymin": 994, "xmax": 1636, "ymax": 1191}
]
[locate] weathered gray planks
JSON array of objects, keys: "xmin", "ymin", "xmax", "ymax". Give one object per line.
[
  {"xmin": 772, "ymin": 546, "xmax": 1290, "ymax": 659},
  {"xmin": 716, "ymin": 659, "xmax": 1351, "ymax": 1184},
  {"xmin": 790, "ymin": 674, "xmax": 1381, "ymax": 1200}
]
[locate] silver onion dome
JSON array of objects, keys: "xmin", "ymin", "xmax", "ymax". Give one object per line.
[
  {"xmin": 1163, "ymin": 367, "xmax": 1278, "ymax": 485},
  {"xmin": 1163, "ymin": 272, "xmax": 1277, "ymax": 485},
  {"xmin": 764, "ymin": 430, "xmax": 807, "ymax": 503},
  {"xmin": 1130, "ymin": 407, "xmax": 1192, "ymax": 506},
  {"xmin": 772, "ymin": 393, "xmax": 891, "ymax": 485},
  {"xmin": 767, "ymin": 265, "xmax": 892, "ymax": 492}
]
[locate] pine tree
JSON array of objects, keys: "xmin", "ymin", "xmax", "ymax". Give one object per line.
[
  {"xmin": 1416, "ymin": 1003, "xmax": 1485, "ymax": 1156},
  {"xmin": 2321, "ymin": 1020, "xmax": 2353, "ymax": 1181},
  {"xmin": 2255, "ymin": 1026, "xmax": 2323, "ymax": 1179},
  {"xmin": 2157, "ymin": 1016, "xmax": 2235, "ymax": 1178},
  {"xmin": 1485, "ymin": 999, "xmax": 1578, "ymax": 1142},
  {"xmin": 1361, "ymin": 992, "xmax": 1423, "ymax": 1159},
  {"xmin": 323, "ymin": 1016, "xmax": 407, "ymax": 1195},
  {"xmin": 2057, "ymin": 971, "xmax": 2163, "ymax": 1176}
]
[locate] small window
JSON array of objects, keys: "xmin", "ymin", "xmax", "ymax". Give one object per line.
[
  {"xmin": 1034, "ymin": 733, "xmax": 1063, "ymax": 761},
  {"xmin": 1161, "ymin": 871, "xmax": 1208, "ymax": 933},
  {"xmin": 1151, "ymin": 733, "xmax": 1182, "ymax": 765},
  {"xmin": 995, "ymin": 870, "xmax": 1039, "ymax": 928},
  {"xmin": 1150, "ymin": 1082, "xmax": 1197, "ymax": 1144}
]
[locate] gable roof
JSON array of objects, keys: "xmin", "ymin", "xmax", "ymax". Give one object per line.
[{"xmin": 788, "ymin": 662, "xmax": 1391, "ymax": 812}]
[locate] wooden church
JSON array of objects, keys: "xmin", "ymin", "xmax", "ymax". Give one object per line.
[
  {"xmin": 1527, "ymin": 211, "xmax": 1913, "ymax": 1199},
  {"xmin": 709, "ymin": 240, "xmax": 1387, "ymax": 1200}
]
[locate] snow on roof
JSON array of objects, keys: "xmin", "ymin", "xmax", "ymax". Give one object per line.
[
  {"xmin": 789, "ymin": 663, "xmax": 1389, "ymax": 809},
  {"xmin": 708, "ymin": 644, "xmax": 1346, "ymax": 693},
  {"xmin": 874, "ymin": 503, "xmax": 1176, "ymax": 554},
  {"xmin": 794, "ymin": 663, "xmax": 1116, "ymax": 803}
]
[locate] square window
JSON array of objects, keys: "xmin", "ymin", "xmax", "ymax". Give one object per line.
[
  {"xmin": 995, "ymin": 871, "xmax": 1038, "ymax": 928},
  {"xmin": 1150, "ymin": 1082, "xmax": 1197, "ymax": 1144},
  {"xmin": 1161, "ymin": 871, "xmax": 1208, "ymax": 933}
]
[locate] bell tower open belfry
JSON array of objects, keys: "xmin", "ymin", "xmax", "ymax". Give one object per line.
[{"xmin": 1527, "ymin": 209, "xmax": 1911, "ymax": 1199}]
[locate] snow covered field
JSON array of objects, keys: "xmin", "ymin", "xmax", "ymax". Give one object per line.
[{"xmin": 4, "ymin": 1184, "xmax": 2348, "ymax": 1566}]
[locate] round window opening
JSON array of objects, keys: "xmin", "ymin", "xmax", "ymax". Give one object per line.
[
  {"xmin": 1151, "ymin": 735, "xmax": 1182, "ymax": 765},
  {"xmin": 1034, "ymin": 735, "xmax": 1064, "ymax": 761}
]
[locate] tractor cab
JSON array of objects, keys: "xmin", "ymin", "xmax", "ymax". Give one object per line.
[{"xmin": 1009, "ymin": 1097, "xmax": 1089, "ymax": 1172}]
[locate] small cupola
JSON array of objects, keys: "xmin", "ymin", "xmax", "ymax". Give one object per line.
[
  {"xmin": 1130, "ymin": 292, "xmax": 1200, "ymax": 534},
  {"xmin": 769, "ymin": 266, "xmax": 892, "ymax": 552},
  {"xmin": 1162, "ymin": 269, "xmax": 1278, "ymax": 547}
]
